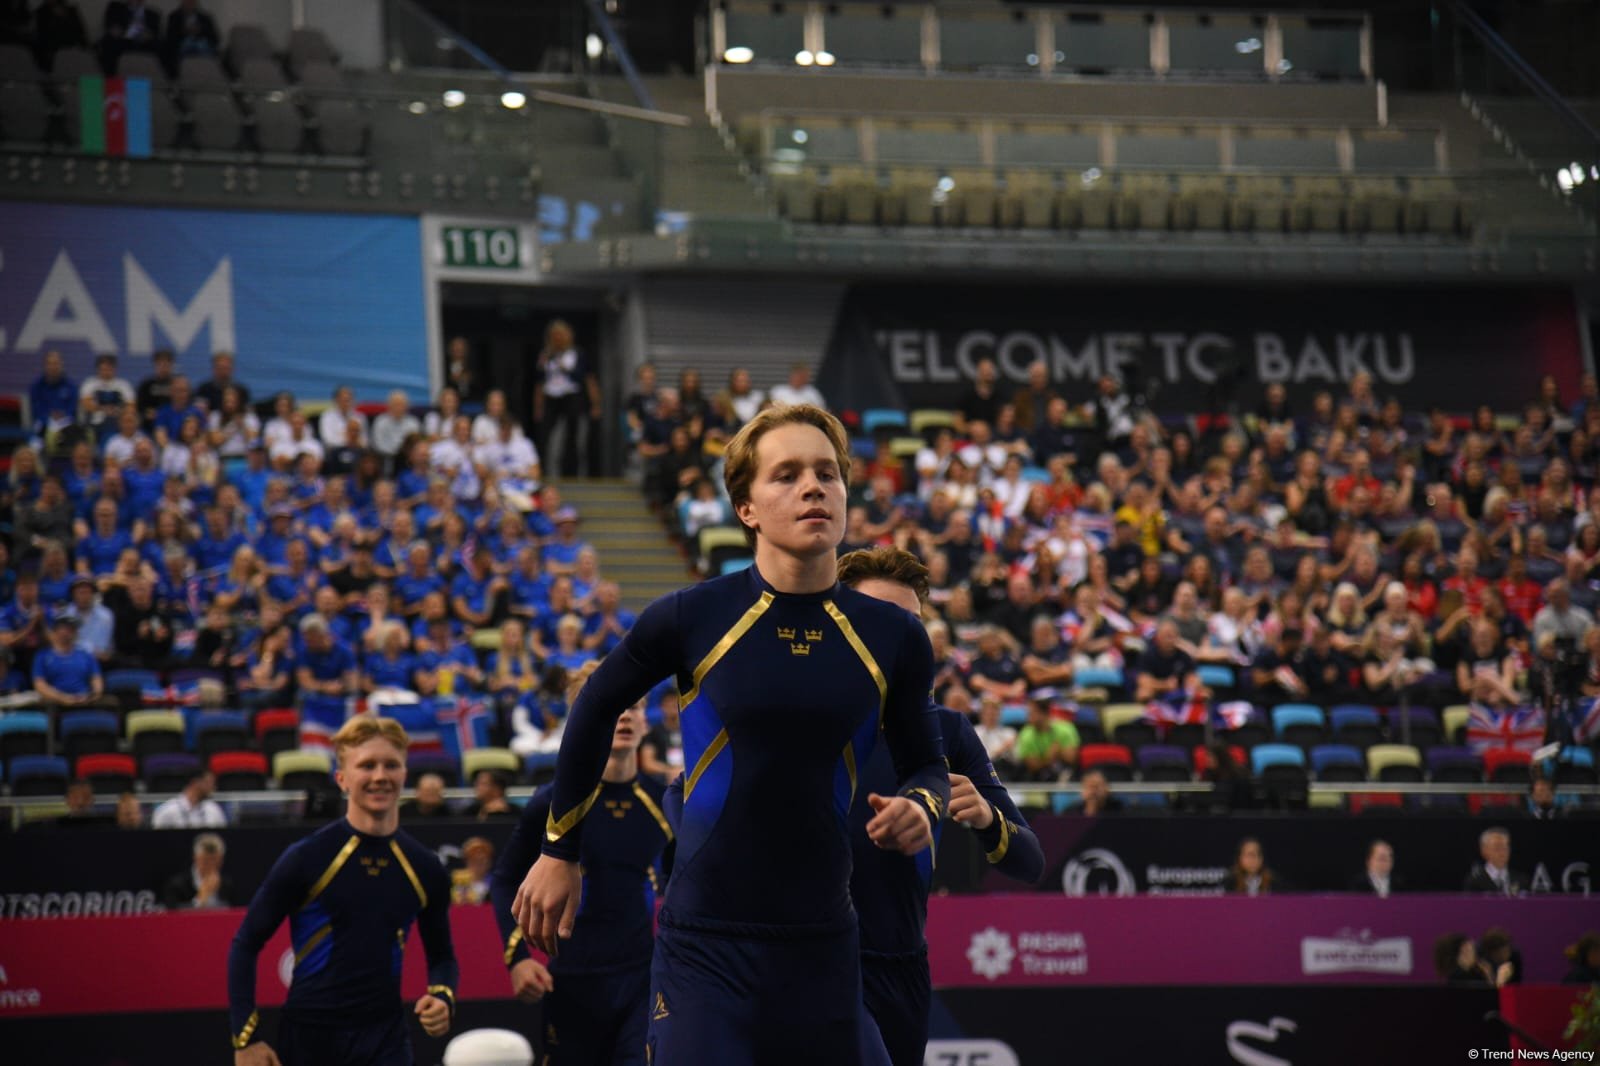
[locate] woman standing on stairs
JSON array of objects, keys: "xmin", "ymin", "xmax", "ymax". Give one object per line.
[{"xmin": 535, "ymin": 319, "xmax": 601, "ymax": 478}]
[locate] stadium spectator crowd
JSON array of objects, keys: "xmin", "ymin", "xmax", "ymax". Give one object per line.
[
  {"xmin": 3, "ymin": 340, "xmax": 1599, "ymax": 820},
  {"xmin": 627, "ymin": 356, "xmax": 1600, "ymax": 804},
  {"xmin": 1, "ymin": 343, "xmax": 624, "ymax": 787}
]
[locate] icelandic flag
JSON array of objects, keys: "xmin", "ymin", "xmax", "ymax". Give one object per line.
[
  {"xmin": 1144, "ymin": 690, "xmax": 1208, "ymax": 731},
  {"xmin": 141, "ymin": 681, "xmax": 203, "ymax": 707},
  {"xmin": 1466, "ymin": 704, "xmax": 1547, "ymax": 754},
  {"xmin": 1570, "ymin": 698, "xmax": 1600, "ymax": 745},
  {"xmin": 433, "ymin": 694, "xmax": 493, "ymax": 760},
  {"xmin": 382, "ymin": 700, "xmax": 447, "ymax": 756},
  {"xmin": 79, "ymin": 76, "xmax": 152, "ymax": 158},
  {"xmin": 1213, "ymin": 700, "xmax": 1257, "ymax": 730}
]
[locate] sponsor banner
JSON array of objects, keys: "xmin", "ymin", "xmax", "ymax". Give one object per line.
[
  {"xmin": 0, "ymin": 202, "xmax": 430, "ymax": 400},
  {"xmin": 816, "ymin": 282, "xmax": 1586, "ymax": 414},
  {"xmin": 1023, "ymin": 813, "xmax": 1595, "ymax": 896},
  {"xmin": 927, "ymin": 894, "xmax": 1594, "ymax": 987},
  {"xmin": 2, "ymin": 893, "xmax": 1592, "ymax": 1021}
]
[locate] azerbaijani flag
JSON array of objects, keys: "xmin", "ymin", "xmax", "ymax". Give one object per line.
[{"xmin": 79, "ymin": 75, "xmax": 152, "ymax": 158}]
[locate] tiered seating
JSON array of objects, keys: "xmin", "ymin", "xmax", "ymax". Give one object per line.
[
  {"xmin": 0, "ymin": 21, "xmax": 361, "ymax": 156},
  {"xmin": 748, "ymin": 112, "xmax": 1466, "ymax": 235}
]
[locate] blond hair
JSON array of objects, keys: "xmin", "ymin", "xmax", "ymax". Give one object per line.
[
  {"xmin": 332, "ymin": 715, "xmax": 410, "ymax": 763},
  {"xmin": 722, "ymin": 403, "xmax": 850, "ymax": 547}
]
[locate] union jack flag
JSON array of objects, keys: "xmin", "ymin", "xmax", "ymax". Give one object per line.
[
  {"xmin": 1465, "ymin": 704, "xmax": 1547, "ymax": 755},
  {"xmin": 1570, "ymin": 698, "xmax": 1600, "ymax": 745},
  {"xmin": 1145, "ymin": 690, "xmax": 1208, "ymax": 731},
  {"xmin": 1213, "ymin": 701, "xmax": 1257, "ymax": 730}
]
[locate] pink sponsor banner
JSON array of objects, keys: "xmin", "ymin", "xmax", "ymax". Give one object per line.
[
  {"xmin": 927, "ymin": 894, "xmax": 1596, "ymax": 988},
  {"xmin": 1, "ymin": 895, "xmax": 1594, "ymax": 1017}
]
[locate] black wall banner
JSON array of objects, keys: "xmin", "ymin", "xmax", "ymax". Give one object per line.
[
  {"xmin": 0, "ymin": 819, "xmax": 516, "ymax": 916},
  {"xmin": 817, "ymin": 283, "xmax": 1587, "ymax": 416},
  {"xmin": 3, "ymin": 814, "xmax": 1591, "ymax": 906},
  {"xmin": 1006, "ymin": 813, "xmax": 1598, "ymax": 896}
]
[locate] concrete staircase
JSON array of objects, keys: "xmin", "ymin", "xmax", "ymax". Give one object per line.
[{"xmin": 556, "ymin": 478, "xmax": 691, "ymax": 612}]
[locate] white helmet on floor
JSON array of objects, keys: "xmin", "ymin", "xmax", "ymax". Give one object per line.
[{"xmin": 442, "ymin": 1028, "xmax": 535, "ymax": 1066}]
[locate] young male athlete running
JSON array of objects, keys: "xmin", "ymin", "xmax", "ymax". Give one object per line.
[
  {"xmin": 514, "ymin": 404, "xmax": 948, "ymax": 1065},
  {"xmin": 228, "ymin": 716, "xmax": 456, "ymax": 1066},
  {"xmin": 837, "ymin": 547, "xmax": 1045, "ymax": 1066},
  {"xmin": 489, "ymin": 664, "xmax": 671, "ymax": 1064}
]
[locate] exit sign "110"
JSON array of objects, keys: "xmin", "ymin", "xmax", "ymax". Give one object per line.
[{"xmin": 442, "ymin": 226, "xmax": 521, "ymax": 269}]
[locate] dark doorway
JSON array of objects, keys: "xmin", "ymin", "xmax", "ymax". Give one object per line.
[{"xmin": 439, "ymin": 283, "xmax": 614, "ymax": 474}]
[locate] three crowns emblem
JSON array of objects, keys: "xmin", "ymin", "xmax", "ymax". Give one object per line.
[{"xmin": 779, "ymin": 625, "xmax": 823, "ymax": 656}]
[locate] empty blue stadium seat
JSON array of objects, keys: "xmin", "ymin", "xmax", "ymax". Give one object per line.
[
  {"xmin": 10, "ymin": 754, "xmax": 69, "ymax": 796},
  {"xmin": 1196, "ymin": 665, "xmax": 1236, "ymax": 688},
  {"xmin": 0, "ymin": 711, "xmax": 50, "ymax": 771},
  {"xmin": 1074, "ymin": 665, "xmax": 1124, "ymax": 689},
  {"xmin": 1000, "ymin": 705, "xmax": 1028, "ymax": 728},
  {"xmin": 144, "ymin": 752, "xmax": 201, "ymax": 791},
  {"xmin": 1329, "ymin": 705, "xmax": 1381, "ymax": 730},
  {"xmin": 104, "ymin": 669, "xmax": 160, "ymax": 692},
  {"xmin": 1271, "ymin": 705, "xmax": 1325, "ymax": 733},
  {"xmin": 862, "ymin": 408, "xmax": 908, "ymax": 435},
  {"xmin": 1250, "ymin": 743, "xmax": 1307, "ymax": 775},
  {"xmin": 1309, "ymin": 744, "xmax": 1363, "ymax": 774}
]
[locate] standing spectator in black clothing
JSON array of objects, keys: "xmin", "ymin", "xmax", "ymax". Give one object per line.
[
  {"xmin": 195, "ymin": 350, "xmax": 247, "ymax": 413},
  {"xmin": 33, "ymin": 0, "xmax": 88, "ymax": 65},
  {"xmin": 161, "ymin": 0, "xmax": 217, "ymax": 72},
  {"xmin": 136, "ymin": 348, "xmax": 176, "ymax": 427},
  {"xmin": 445, "ymin": 335, "xmax": 477, "ymax": 402},
  {"xmin": 534, "ymin": 319, "xmax": 599, "ymax": 478},
  {"xmin": 958, "ymin": 356, "xmax": 1002, "ymax": 433},
  {"xmin": 1090, "ymin": 374, "xmax": 1136, "ymax": 454},
  {"xmin": 100, "ymin": 0, "xmax": 161, "ymax": 70}
]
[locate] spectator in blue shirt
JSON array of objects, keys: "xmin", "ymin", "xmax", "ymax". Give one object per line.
[
  {"xmin": 28, "ymin": 349, "xmax": 77, "ymax": 449},
  {"xmin": 36, "ymin": 543, "xmax": 74, "ymax": 605},
  {"xmin": 78, "ymin": 353, "xmax": 136, "ymax": 438},
  {"xmin": 0, "ymin": 573, "xmax": 46, "ymax": 687},
  {"xmin": 542, "ymin": 507, "xmax": 586, "ymax": 574},
  {"xmin": 393, "ymin": 542, "xmax": 443, "ymax": 617},
  {"xmin": 192, "ymin": 505, "xmax": 248, "ymax": 574},
  {"xmin": 582, "ymin": 581, "xmax": 635, "ymax": 656},
  {"xmin": 152, "ymin": 375, "xmax": 206, "ymax": 447},
  {"xmin": 506, "ymin": 544, "xmax": 550, "ymax": 623},
  {"xmin": 414, "ymin": 617, "xmax": 483, "ymax": 697},
  {"xmin": 234, "ymin": 444, "xmax": 273, "ymax": 516},
  {"xmin": 123, "ymin": 438, "xmax": 167, "ymax": 517},
  {"xmin": 294, "ymin": 614, "xmax": 357, "ymax": 746},
  {"xmin": 362, "ymin": 622, "xmax": 417, "ymax": 694},
  {"xmin": 61, "ymin": 440, "xmax": 102, "ymax": 518},
  {"xmin": 450, "ymin": 548, "xmax": 506, "ymax": 631},
  {"xmin": 62, "ymin": 576, "xmax": 115, "ymax": 661},
  {"xmin": 544, "ymin": 613, "xmax": 596, "ymax": 674},
  {"xmin": 32, "ymin": 614, "xmax": 106, "ymax": 706}
]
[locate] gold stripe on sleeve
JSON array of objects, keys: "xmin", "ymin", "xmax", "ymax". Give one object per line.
[
  {"xmin": 985, "ymin": 811, "xmax": 1013, "ymax": 865},
  {"xmin": 841, "ymin": 741, "xmax": 858, "ymax": 804},
  {"xmin": 545, "ymin": 783, "xmax": 603, "ymax": 843},
  {"xmin": 232, "ymin": 1010, "xmax": 260, "ymax": 1049},
  {"xmin": 504, "ymin": 928, "xmax": 524, "ymax": 967}
]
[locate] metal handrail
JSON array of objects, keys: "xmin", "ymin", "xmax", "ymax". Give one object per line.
[{"xmin": 1451, "ymin": 0, "xmax": 1600, "ymax": 151}]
